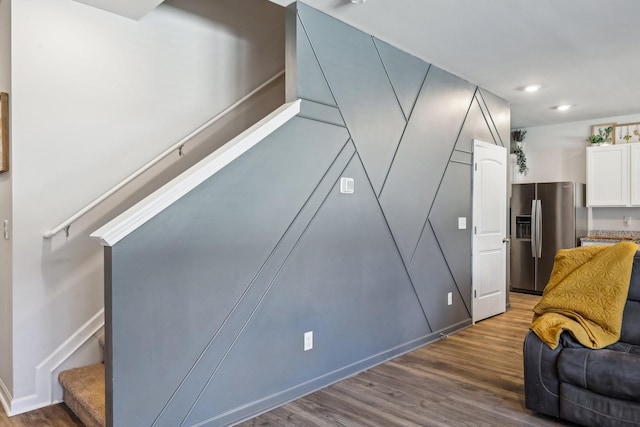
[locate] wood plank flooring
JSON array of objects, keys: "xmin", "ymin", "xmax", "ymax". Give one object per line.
[
  {"xmin": 241, "ymin": 292, "xmax": 571, "ymax": 427},
  {"xmin": 0, "ymin": 403, "xmax": 82, "ymax": 427},
  {"xmin": 0, "ymin": 293, "xmax": 569, "ymax": 426}
]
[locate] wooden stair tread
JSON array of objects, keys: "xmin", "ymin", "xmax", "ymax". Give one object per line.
[{"xmin": 59, "ymin": 363, "xmax": 106, "ymax": 427}]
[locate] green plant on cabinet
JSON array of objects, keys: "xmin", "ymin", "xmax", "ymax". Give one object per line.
[{"xmin": 587, "ymin": 126, "xmax": 613, "ymax": 144}]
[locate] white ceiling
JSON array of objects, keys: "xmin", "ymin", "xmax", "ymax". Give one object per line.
[
  {"xmin": 298, "ymin": 0, "xmax": 640, "ymax": 129},
  {"xmin": 76, "ymin": 0, "xmax": 640, "ymax": 129}
]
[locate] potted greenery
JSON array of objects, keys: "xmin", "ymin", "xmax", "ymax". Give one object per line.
[
  {"xmin": 511, "ymin": 129, "xmax": 528, "ymax": 175},
  {"xmin": 586, "ymin": 126, "xmax": 613, "ymax": 145}
]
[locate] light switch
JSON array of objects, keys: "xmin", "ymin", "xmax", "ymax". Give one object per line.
[
  {"xmin": 458, "ymin": 217, "xmax": 467, "ymax": 230},
  {"xmin": 340, "ymin": 177, "xmax": 354, "ymax": 194}
]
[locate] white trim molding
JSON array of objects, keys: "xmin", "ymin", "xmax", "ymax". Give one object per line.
[
  {"xmin": 72, "ymin": 0, "xmax": 165, "ymax": 20},
  {"xmin": 0, "ymin": 377, "xmax": 12, "ymax": 417},
  {"xmin": 5, "ymin": 310, "xmax": 104, "ymax": 416},
  {"xmin": 91, "ymin": 100, "xmax": 301, "ymax": 247},
  {"xmin": 267, "ymin": 0, "xmax": 296, "ymax": 6}
]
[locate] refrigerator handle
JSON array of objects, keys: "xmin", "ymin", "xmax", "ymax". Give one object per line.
[
  {"xmin": 531, "ymin": 200, "xmax": 537, "ymax": 258},
  {"xmin": 536, "ymin": 200, "xmax": 543, "ymax": 258}
]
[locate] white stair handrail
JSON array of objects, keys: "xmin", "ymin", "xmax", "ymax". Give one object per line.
[
  {"xmin": 91, "ymin": 99, "xmax": 301, "ymax": 247},
  {"xmin": 43, "ymin": 70, "xmax": 285, "ymax": 239}
]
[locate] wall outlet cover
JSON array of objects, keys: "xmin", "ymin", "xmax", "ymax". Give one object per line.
[
  {"xmin": 340, "ymin": 177, "xmax": 354, "ymax": 194},
  {"xmin": 304, "ymin": 331, "xmax": 313, "ymax": 351},
  {"xmin": 457, "ymin": 217, "xmax": 466, "ymax": 230}
]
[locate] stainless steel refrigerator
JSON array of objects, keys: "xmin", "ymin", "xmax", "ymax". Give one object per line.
[{"xmin": 510, "ymin": 182, "xmax": 587, "ymax": 294}]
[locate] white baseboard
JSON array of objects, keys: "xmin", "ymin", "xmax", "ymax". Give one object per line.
[
  {"xmin": 6, "ymin": 309, "xmax": 104, "ymax": 416},
  {"xmin": 0, "ymin": 377, "xmax": 12, "ymax": 416}
]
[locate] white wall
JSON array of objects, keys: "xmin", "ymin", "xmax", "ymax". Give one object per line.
[
  {"xmin": 8, "ymin": 0, "xmax": 284, "ymax": 409},
  {"xmin": 590, "ymin": 207, "xmax": 640, "ymax": 232},
  {"xmin": 513, "ymin": 121, "xmax": 589, "ymax": 184},
  {"xmin": 516, "ymin": 112, "xmax": 640, "ymax": 232},
  {"xmin": 0, "ymin": 0, "xmax": 12, "ymax": 400}
]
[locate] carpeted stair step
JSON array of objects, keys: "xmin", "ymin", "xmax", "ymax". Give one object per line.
[{"xmin": 59, "ymin": 363, "xmax": 106, "ymax": 427}]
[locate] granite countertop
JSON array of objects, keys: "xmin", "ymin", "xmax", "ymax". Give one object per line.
[{"xmin": 580, "ymin": 230, "xmax": 640, "ymax": 244}]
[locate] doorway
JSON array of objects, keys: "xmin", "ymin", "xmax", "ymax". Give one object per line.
[{"xmin": 472, "ymin": 139, "xmax": 508, "ymax": 322}]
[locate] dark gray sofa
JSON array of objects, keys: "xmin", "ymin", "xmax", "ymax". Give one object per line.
[{"xmin": 523, "ymin": 250, "xmax": 640, "ymax": 427}]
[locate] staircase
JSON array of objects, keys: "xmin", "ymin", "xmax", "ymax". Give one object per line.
[
  {"xmin": 58, "ymin": 335, "xmax": 106, "ymax": 427},
  {"xmin": 54, "ymin": 100, "xmax": 300, "ymax": 427}
]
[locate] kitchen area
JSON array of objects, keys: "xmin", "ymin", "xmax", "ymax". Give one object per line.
[{"xmin": 508, "ymin": 127, "xmax": 640, "ymax": 294}]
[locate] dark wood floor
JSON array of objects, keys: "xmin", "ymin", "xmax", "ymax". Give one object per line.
[
  {"xmin": 240, "ymin": 292, "xmax": 571, "ymax": 427},
  {"xmin": 0, "ymin": 293, "xmax": 570, "ymax": 426}
]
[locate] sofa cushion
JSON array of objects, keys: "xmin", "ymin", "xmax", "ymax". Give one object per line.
[
  {"xmin": 558, "ymin": 347, "xmax": 640, "ymax": 402},
  {"xmin": 560, "ymin": 383, "xmax": 640, "ymax": 427},
  {"xmin": 606, "ymin": 340, "xmax": 640, "ymax": 355},
  {"xmin": 523, "ymin": 331, "xmax": 585, "ymax": 418}
]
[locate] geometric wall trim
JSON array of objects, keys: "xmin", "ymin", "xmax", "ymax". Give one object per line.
[
  {"xmin": 298, "ymin": 3, "xmax": 407, "ymax": 196},
  {"xmin": 428, "ymin": 161, "xmax": 474, "ymax": 312},
  {"xmin": 373, "ymin": 37, "xmax": 430, "ymax": 119},
  {"xmin": 295, "ymin": 15, "xmax": 337, "ymax": 107},
  {"xmin": 108, "ymin": 116, "xmax": 351, "ymax": 426},
  {"xmin": 379, "ymin": 65, "xmax": 476, "ymax": 265},
  {"xmin": 298, "ymin": 99, "xmax": 345, "ymax": 127},
  {"xmin": 104, "ymin": 2, "xmax": 510, "ymax": 426},
  {"xmin": 477, "ymin": 87, "xmax": 510, "ymax": 148},
  {"xmin": 456, "ymin": 96, "xmax": 496, "ymax": 152},
  {"xmin": 408, "ymin": 223, "xmax": 471, "ymax": 332},
  {"xmin": 183, "ymin": 153, "xmax": 431, "ymax": 426}
]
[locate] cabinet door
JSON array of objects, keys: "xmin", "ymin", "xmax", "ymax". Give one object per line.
[
  {"xmin": 632, "ymin": 144, "xmax": 640, "ymax": 206},
  {"xmin": 586, "ymin": 144, "xmax": 629, "ymax": 206}
]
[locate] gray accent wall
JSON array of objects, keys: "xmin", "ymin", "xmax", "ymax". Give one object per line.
[
  {"xmin": 104, "ymin": 3, "xmax": 510, "ymax": 426},
  {"xmin": 373, "ymin": 38, "xmax": 429, "ymax": 119},
  {"xmin": 298, "ymin": 6, "xmax": 406, "ymax": 196}
]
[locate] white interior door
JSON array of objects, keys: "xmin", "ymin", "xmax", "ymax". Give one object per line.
[{"xmin": 472, "ymin": 139, "xmax": 507, "ymax": 322}]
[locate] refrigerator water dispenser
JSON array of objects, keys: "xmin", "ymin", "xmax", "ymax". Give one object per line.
[{"xmin": 515, "ymin": 215, "xmax": 532, "ymax": 240}]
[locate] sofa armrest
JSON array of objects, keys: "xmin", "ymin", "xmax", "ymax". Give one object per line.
[{"xmin": 523, "ymin": 331, "xmax": 565, "ymax": 417}]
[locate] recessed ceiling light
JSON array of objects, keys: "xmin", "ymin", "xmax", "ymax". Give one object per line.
[
  {"xmin": 557, "ymin": 104, "xmax": 572, "ymax": 111},
  {"xmin": 351, "ymin": 0, "xmax": 366, "ymax": 3},
  {"xmin": 524, "ymin": 85, "xmax": 541, "ymax": 93}
]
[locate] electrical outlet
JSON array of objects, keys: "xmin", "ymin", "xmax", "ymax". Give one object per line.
[
  {"xmin": 447, "ymin": 292, "xmax": 452, "ymax": 306},
  {"xmin": 304, "ymin": 331, "xmax": 313, "ymax": 351}
]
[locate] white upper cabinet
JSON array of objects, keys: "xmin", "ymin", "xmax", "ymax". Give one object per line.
[
  {"xmin": 586, "ymin": 143, "xmax": 639, "ymax": 206},
  {"xmin": 632, "ymin": 144, "xmax": 640, "ymax": 206}
]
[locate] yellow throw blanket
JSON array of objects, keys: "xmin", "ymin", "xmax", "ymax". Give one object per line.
[{"xmin": 530, "ymin": 242, "xmax": 637, "ymax": 349}]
